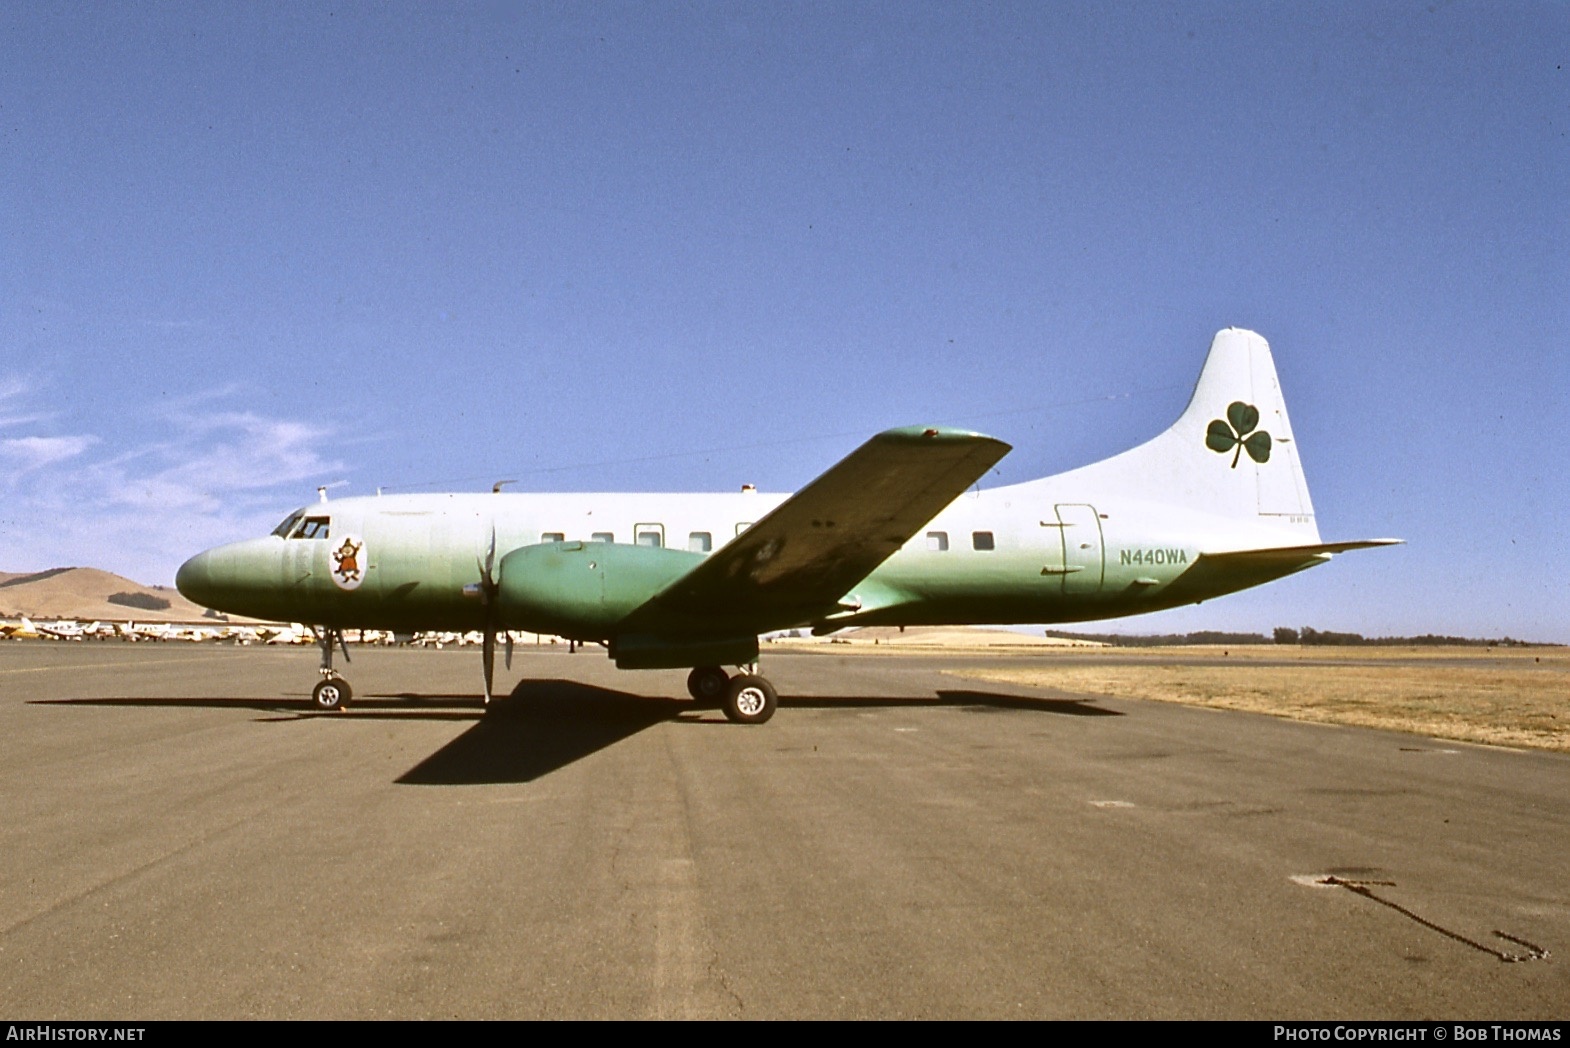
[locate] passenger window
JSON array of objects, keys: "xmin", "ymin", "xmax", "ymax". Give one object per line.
[
  {"xmin": 735, "ymin": 522, "xmax": 753, "ymax": 536},
  {"xmin": 541, "ymin": 532, "xmax": 565, "ymax": 543},
  {"xmin": 590, "ymin": 532, "xmax": 614, "ymax": 543},
  {"xmin": 927, "ymin": 531, "xmax": 949, "ymax": 552},
  {"xmin": 972, "ymin": 531, "xmax": 995, "ymax": 551},
  {"xmin": 636, "ymin": 529, "xmax": 663, "ymax": 548},
  {"xmin": 688, "ymin": 532, "xmax": 712, "ymax": 553}
]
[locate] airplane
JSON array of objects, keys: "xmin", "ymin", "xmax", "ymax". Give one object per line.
[
  {"xmin": 175, "ymin": 328, "xmax": 1399, "ymax": 723},
  {"xmin": 0, "ymin": 618, "xmax": 41, "ymax": 640},
  {"xmin": 259, "ymin": 623, "xmax": 311, "ymax": 646},
  {"xmin": 27, "ymin": 617, "xmax": 94, "ymax": 641}
]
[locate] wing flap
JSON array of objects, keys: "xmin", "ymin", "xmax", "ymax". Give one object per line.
[{"xmin": 620, "ymin": 426, "xmax": 1010, "ymax": 634}]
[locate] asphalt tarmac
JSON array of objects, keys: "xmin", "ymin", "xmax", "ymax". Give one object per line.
[{"xmin": 2, "ymin": 643, "xmax": 1565, "ymax": 1019}]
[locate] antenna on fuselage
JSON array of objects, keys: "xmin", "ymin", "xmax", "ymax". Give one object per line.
[
  {"xmin": 317, "ymin": 486, "xmax": 329, "ymax": 503},
  {"xmin": 492, "ymin": 480, "xmax": 517, "ymax": 493}
]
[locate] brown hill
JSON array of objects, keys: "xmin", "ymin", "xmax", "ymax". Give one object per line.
[{"xmin": 0, "ymin": 567, "xmax": 216, "ymax": 623}]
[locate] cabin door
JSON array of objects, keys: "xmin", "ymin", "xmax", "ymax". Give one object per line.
[{"xmin": 1045, "ymin": 503, "xmax": 1105, "ymax": 595}]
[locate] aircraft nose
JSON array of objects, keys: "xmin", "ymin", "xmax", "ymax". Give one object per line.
[
  {"xmin": 175, "ymin": 538, "xmax": 286, "ymax": 620},
  {"xmin": 175, "ymin": 550, "xmax": 215, "ymax": 607}
]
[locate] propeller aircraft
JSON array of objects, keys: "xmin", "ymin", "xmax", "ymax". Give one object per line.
[{"xmin": 176, "ymin": 329, "xmax": 1398, "ymax": 723}]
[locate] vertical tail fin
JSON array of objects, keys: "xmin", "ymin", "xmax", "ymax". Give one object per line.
[{"xmin": 1057, "ymin": 329, "xmax": 1320, "ymax": 542}]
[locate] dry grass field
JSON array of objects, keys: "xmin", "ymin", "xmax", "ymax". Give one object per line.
[{"xmin": 944, "ymin": 645, "xmax": 1570, "ymax": 753}]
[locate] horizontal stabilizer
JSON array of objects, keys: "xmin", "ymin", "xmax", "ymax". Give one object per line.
[
  {"xmin": 1159, "ymin": 538, "xmax": 1402, "ymax": 605},
  {"xmin": 1211, "ymin": 538, "xmax": 1403, "ymax": 565}
]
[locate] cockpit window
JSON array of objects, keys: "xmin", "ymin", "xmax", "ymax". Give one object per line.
[
  {"xmin": 293, "ymin": 516, "xmax": 331, "ymax": 540},
  {"xmin": 271, "ymin": 512, "xmax": 305, "ymax": 538},
  {"xmin": 270, "ymin": 511, "xmax": 331, "ymax": 539}
]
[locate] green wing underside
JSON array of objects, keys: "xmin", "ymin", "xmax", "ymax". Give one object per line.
[{"xmin": 617, "ymin": 426, "xmax": 1011, "ymax": 636}]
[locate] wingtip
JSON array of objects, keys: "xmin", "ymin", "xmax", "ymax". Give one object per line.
[{"xmin": 874, "ymin": 424, "xmax": 1009, "ymax": 449}]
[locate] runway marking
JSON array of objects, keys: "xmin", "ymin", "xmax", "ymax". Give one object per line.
[{"xmin": 1088, "ymin": 800, "xmax": 1134, "ymax": 808}]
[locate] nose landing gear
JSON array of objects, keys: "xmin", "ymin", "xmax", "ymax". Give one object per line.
[
  {"xmin": 312, "ymin": 675, "xmax": 352, "ymax": 710},
  {"xmin": 310, "ymin": 627, "xmax": 352, "ymax": 711}
]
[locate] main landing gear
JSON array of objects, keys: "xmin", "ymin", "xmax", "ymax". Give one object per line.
[
  {"xmin": 310, "ymin": 627, "xmax": 352, "ymax": 711},
  {"xmin": 686, "ymin": 665, "xmax": 778, "ymax": 725}
]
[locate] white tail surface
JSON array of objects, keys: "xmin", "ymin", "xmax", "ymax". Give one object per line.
[{"xmin": 1051, "ymin": 329, "xmax": 1320, "ymax": 542}]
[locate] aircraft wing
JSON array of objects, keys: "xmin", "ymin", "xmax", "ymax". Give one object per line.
[{"xmin": 621, "ymin": 426, "xmax": 1011, "ymax": 634}]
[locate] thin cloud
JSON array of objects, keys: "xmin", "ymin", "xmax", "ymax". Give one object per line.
[
  {"xmin": 0, "ymin": 376, "xmax": 51, "ymax": 429},
  {"xmin": 0, "ymin": 434, "xmax": 97, "ymax": 472},
  {"xmin": 0, "ymin": 389, "xmax": 346, "ymax": 584},
  {"xmin": 0, "ymin": 411, "xmax": 52, "ymax": 430}
]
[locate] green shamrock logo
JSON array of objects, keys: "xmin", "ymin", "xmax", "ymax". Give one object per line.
[{"xmin": 1206, "ymin": 401, "xmax": 1272, "ymax": 468}]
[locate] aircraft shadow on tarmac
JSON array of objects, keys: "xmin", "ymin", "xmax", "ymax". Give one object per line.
[
  {"xmin": 36, "ymin": 684, "xmax": 1118, "ymax": 785},
  {"xmin": 795, "ymin": 691, "xmax": 1121, "ymax": 717},
  {"xmin": 399, "ymin": 683, "xmax": 1120, "ymax": 785},
  {"xmin": 398, "ymin": 680, "xmax": 684, "ymax": 784},
  {"xmin": 31, "ymin": 694, "xmax": 483, "ymax": 720}
]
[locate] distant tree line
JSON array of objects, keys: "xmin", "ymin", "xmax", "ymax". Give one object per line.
[
  {"xmin": 1045, "ymin": 628, "xmax": 1552, "ymax": 648},
  {"xmin": 1271, "ymin": 627, "xmax": 1541, "ymax": 647},
  {"xmin": 1044, "ymin": 629, "xmax": 1272, "ymax": 647}
]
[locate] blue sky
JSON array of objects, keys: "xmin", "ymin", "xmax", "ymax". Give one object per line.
[{"xmin": 3, "ymin": 2, "xmax": 1565, "ymax": 641}]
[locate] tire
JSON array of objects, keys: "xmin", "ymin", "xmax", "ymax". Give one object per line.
[
  {"xmin": 312, "ymin": 677, "xmax": 351, "ymax": 711},
  {"xmin": 686, "ymin": 666, "xmax": 730, "ymax": 705},
  {"xmin": 723, "ymin": 675, "xmax": 777, "ymax": 725}
]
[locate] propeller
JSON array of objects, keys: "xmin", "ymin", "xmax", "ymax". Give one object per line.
[{"xmin": 477, "ymin": 524, "xmax": 500, "ymax": 704}]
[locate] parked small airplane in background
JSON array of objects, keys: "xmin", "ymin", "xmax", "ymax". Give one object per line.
[
  {"xmin": 177, "ymin": 329, "xmax": 1398, "ymax": 723},
  {"xmin": 0, "ymin": 619, "xmax": 41, "ymax": 640},
  {"xmin": 26, "ymin": 617, "xmax": 98, "ymax": 641}
]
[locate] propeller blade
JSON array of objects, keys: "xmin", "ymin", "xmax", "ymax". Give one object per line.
[
  {"xmin": 478, "ymin": 521, "xmax": 501, "ymax": 704},
  {"xmin": 504, "ymin": 631, "xmax": 513, "ymax": 671},
  {"xmin": 482, "ymin": 626, "xmax": 495, "ymax": 704}
]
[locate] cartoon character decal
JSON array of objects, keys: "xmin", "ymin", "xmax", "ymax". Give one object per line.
[
  {"xmin": 330, "ymin": 535, "xmax": 366, "ymax": 591},
  {"xmin": 1206, "ymin": 401, "xmax": 1271, "ymax": 468}
]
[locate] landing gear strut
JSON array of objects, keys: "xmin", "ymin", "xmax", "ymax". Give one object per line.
[{"xmin": 311, "ymin": 627, "xmax": 352, "ymax": 711}]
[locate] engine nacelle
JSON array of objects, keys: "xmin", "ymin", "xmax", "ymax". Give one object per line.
[{"xmin": 498, "ymin": 541, "xmax": 704, "ymax": 637}]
